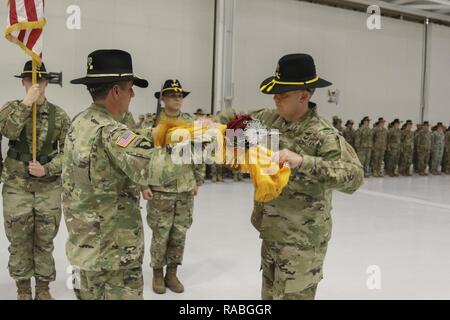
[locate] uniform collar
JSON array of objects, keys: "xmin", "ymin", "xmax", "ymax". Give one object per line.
[
  {"xmin": 37, "ymin": 99, "xmax": 49, "ymax": 115},
  {"xmin": 90, "ymin": 103, "xmax": 115, "ymax": 118}
]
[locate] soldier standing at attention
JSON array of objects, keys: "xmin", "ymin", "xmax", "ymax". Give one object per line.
[
  {"xmin": 64, "ymin": 49, "xmax": 165, "ymax": 300},
  {"xmin": 442, "ymin": 126, "xmax": 450, "ymax": 174},
  {"xmin": 355, "ymin": 116, "xmax": 373, "ymax": 177},
  {"xmin": 342, "ymin": 120, "xmax": 356, "ymax": 148},
  {"xmin": 371, "ymin": 118, "xmax": 388, "ymax": 177},
  {"xmin": 399, "ymin": 120, "xmax": 414, "ymax": 176},
  {"xmin": 386, "ymin": 119, "xmax": 402, "ymax": 177},
  {"xmin": 416, "ymin": 121, "xmax": 432, "ymax": 176},
  {"xmin": 0, "ymin": 61, "xmax": 71, "ymax": 300},
  {"xmin": 232, "ymin": 54, "xmax": 364, "ymax": 299},
  {"xmin": 139, "ymin": 80, "xmax": 205, "ymax": 295},
  {"xmin": 430, "ymin": 124, "xmax": 445, "ymax": 175},
  {"xmin": 413, "ymin": 123, "xmax": 422, "ymax": 173}
]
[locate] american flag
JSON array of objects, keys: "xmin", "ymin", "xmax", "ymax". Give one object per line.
[
  {"xmin": 116, "ymin": 131, "xmax": 137, "ymax": 148},
  {"xmin": 5, "ymin": 0, "xmax": 46, "ymax": 64}
]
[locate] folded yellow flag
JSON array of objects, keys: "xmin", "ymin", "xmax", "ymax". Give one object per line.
[{"xmin": 152, "ymin": 119, "xmax": 291, "ymax": 202}]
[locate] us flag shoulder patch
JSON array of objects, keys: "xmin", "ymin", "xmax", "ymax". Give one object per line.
[{"xmin": 116, "ymin": 131, "xmax": 137, "ymax": 148}]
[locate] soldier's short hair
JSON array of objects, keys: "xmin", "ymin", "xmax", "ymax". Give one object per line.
[{"xmin": 87, "ymin": 81, "xmax": 129, "ymax": 101}]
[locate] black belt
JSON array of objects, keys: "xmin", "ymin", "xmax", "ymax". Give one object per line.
[{"xmin": 7, "ymin": 149, "xmax": 56, "ymax": 165}]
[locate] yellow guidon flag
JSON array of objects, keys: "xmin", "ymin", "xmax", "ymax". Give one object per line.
[
  {"xmin": 5, "ymin": 0, "xmax": 47, "ymax": 161},
  {"xmin": 152, "ymin": 118, "xmax": 291, "ymax": 203}
]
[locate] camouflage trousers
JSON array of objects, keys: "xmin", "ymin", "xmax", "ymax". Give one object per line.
[
  {"xmin": 386, "ymin": 148, "xmax": 400, "ymax": 175},
  {"xmin": 261, "ymin": 241, "xmax": 327, "ymax": 300},
  {"xmin": 210, "ymin": 164, "xmax": 223, "ymax": 179},
  {"xmin": 416, "ymin": 149, "xmax": 431, "ymax": 174},
  {"xmin": 399, "ymin": 149, "xmax": 413, "ymax": 175},
  {"xmin": 443, "ymin": 150, "xmax": 450, "ymax": 174},
  {"xmin": 430, "ymin": 149, "xmax": 444, "ymax": 174},
  {"xmin": 147, "ymin": 191, "xmax": 194, "ymax": 268},
  {"xmin": 356, "ymin": 148, "xmax": 372, "ymax": 177},
  {"xmin": 74, "ymin": 267, "xmax": 143, "ymax": 300},
  {"xmin": 371, "ymin": 149, "xmax": 386, "ymax": 176},
  {"xmin": 2, "ymin": 183, "xmax": 61, "ymax": 282}
]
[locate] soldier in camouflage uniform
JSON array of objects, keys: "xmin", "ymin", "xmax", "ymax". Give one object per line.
[
  {"xmin": 386, "ymin": 119, "xmax": 402, "ymax": 177},
  {"xmin": 416, "ymin": 122, "xmax": 431, "ymax": 176},
  {"xmin": 430, "ymin": 124, "xmax": 445, "ymax": 175},
  {"xmin": 399, "ymin": 120, "xmax": 414, "ymax": 176},
  {"xmin": 64, "ymin": 49, "xmax": 165, "ymax": 300},
  {"xmin": 342, "ymin": 120, "xmax": 356, "ymax": 148},
  {"xmin": 443, "ymin": 126, "xmax": 450, "ymax": 174},
  {"xmin": 238, "ymin": 54, "xmax": 363, "ymax": 300},
  {"xmin": 371, "ymin": 118, "xmax": 388, "ymax": 177},
  {"xmin": 139, "ymin": 79, "xmax": 205, "ymax": 294},
  {"xmin": 355, "ymin": 116, "xmax": 373, "ymax": 177},
  {"xmin": 413, "ymin": 124, "xmax": 422, "ymax": 173},
  {"xmin": 0, "ymin": 61, "xmax": 71, "ymax": 300}
]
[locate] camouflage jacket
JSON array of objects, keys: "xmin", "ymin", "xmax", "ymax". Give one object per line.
[
  {"xmin": 0, "ymin": 100, "xmax": 71, "ymax": 192},
  {"xmin": 229, "ymin": 104, "xmax": 364, "ymax": 246},
  {"xmin": 372, "ymin": 127, "xmax": 388, "ymax": 150},
  {"xmin": 431, "ymin": 131, "xmax": 445, "ymax": 153},
  {"xmin": 138, "ymin": 109, "xmax": 205, "ymax": 193},
  {"xmin": 342, "ymin": 127, "xmax": 356, "ymax": 148},
  {"xmin": 445, "ymin": 131, "xmax": 450, "ymax": 153},
  {"xmin": 63, "ymin": 103, "xmax": 169, "ymax": 271},
  {"xmin": 416, "ymin": 128, "xmax": 431, "ymax": 151},
  {"xmin": 355, "ymin": 126, "xmax": 373, "ymax": 149},
  {"xmin": 387, "ymin": 128, "xmax": 401, "ymax": 151},
  {"xmin": 400, "ymin": 129, "xmax": 414, "ymax": 152}
]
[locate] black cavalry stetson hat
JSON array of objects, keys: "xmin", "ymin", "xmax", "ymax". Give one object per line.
[
  {"xmin": 154, "ymin": 79, "xmax": 190, "ymax": 99},
  {"xmin": 15, "ymin": 61, "xmax": 54, "ymax": 79},
  {"xmin": 260, "ymin": 53, "xmax": 332, "ymax": 94},
  {"xmin": 71, "ymin": 49, "xmax": 148, "ymax": 88}
]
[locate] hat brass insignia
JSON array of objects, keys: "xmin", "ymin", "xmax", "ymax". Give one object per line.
[{"xmin": 87, "ymin": 57, "xmax": 93, "ymax": 70}]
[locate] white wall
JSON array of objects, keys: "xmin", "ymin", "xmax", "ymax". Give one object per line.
[
  {"xmin": 232, "ymin": 0, "xmax": 425, "ymax": 125},
  {"xmin": 427, "ymin": 23, "xmax": 450, "ymax": 126},
  {"xmin": 0, "ymin": 0, "xmax": 215, "ymax": 119}
]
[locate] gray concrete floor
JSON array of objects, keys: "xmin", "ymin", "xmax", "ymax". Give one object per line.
[{"xmin": 0, "ymin": 175, "xmax": 449, "ymax": 300}]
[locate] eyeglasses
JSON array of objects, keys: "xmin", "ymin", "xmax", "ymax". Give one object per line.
[{"xmin": 164, "ymin": 92, "xmax": 184, "ymax": 99}]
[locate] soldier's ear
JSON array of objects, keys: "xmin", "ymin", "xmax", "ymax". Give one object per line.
[{"xmin": 299, "ymin": 90, "xmax": 309, "ymax": 103}]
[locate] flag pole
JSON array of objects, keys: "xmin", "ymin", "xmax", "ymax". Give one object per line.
[{"xmin": 31, "ymin": 59, "xmax": 37, "ymax": 162}]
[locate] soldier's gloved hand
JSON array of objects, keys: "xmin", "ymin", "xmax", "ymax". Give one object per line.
[
  {"xmin": 28, "ymin": 161, "xmax": 47, "ymax": 177},
  {"xmin": 23, "ymin": 84, "xmax": 41, "ymax": 107},
  {"xmin": 272, "ymin": 149, "xmax": 303, "ymax": 169},
  {"xmin": 142, "ymin": 188, "xmax": 153, "ymax": 200}
]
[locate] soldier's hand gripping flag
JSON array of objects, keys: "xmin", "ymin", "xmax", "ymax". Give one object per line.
[{"xmin": 5, "ymin": 0, "xmax": 46, "ymax": 162}]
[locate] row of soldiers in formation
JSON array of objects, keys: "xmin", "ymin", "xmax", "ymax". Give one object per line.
[{"xmin": 332, "ymin": 116, "xmax": 450, "ymax": 177}]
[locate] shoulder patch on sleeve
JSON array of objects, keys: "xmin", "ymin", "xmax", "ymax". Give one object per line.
[{"xmin": 116, "ymin": 131, "xmax": 137, "ymax": 148}]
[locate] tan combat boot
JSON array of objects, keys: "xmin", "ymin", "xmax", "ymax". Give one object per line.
[
  {"xmin": 35, "ymin": 279, "xmax": 54, "ymax": 300},
  {"xmin": 16, "ymin": 279, "xmax": 32, "ymax": 300},
  {"xmin": 165, "ymin": 264, "xmax": 184, "ymax": 293},
  {"xmin": 152, "ymin": 268, "xmax": 166, "ymax": 294}
]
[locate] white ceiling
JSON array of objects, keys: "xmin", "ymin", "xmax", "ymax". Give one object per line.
[{"xmin": 368, "ymin": 0, "xmax": 450, "ymax": 22}]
